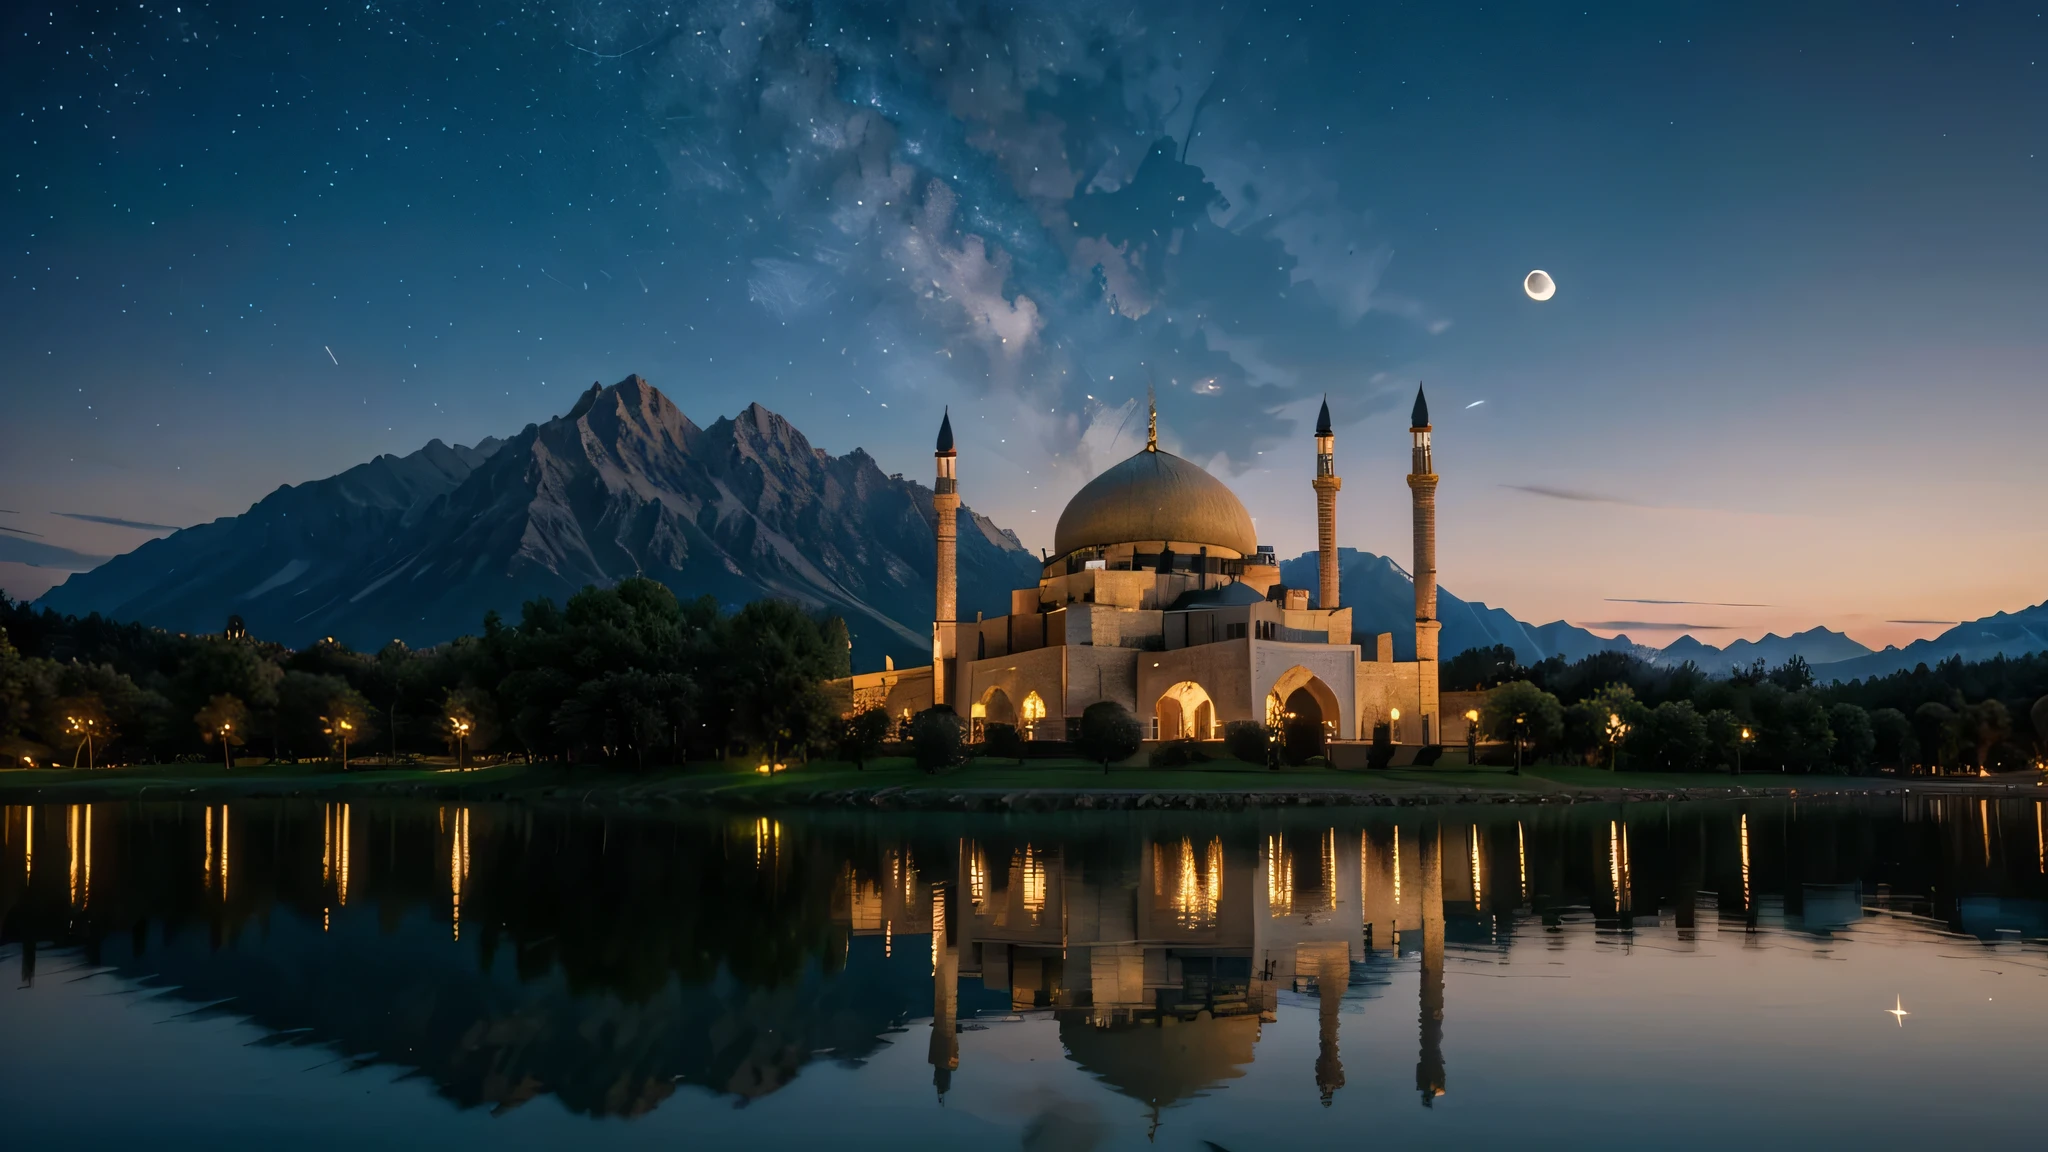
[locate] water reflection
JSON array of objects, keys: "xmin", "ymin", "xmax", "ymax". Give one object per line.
[{"xmin": 2, "ymin": 798, "xmax": 2047, "ymax": 1125}]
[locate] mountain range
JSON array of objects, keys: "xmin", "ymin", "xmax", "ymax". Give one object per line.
[
  {"xmin": 36, "ymin": 377, "xmax": 1038, "ymax": 669},
  {"xmin": 32, "ymin": 377, "xmax": 2048, "ymax": 681}
]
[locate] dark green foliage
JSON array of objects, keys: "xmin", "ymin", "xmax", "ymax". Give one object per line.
[
  {"xmin": 1828, "ymin": 703, "xmax": 1876, "ymax": 774},
  {"xmin": 1633, "ymin": 700, "xmax": 1709, "ymax": 772},
  {"xmin": 1281, "ymin": 715, "xmax": 1324, "ymax": 765},
  {"xmin": 1480, "ymin": 681, "xmax": 1565, "ymax": 756},
  {"xmin": 1442, "ymin": 644, "xmax": 1523, "ymax": 691},
  {"xmin": 981, "ymin": 722, "xmax": 1025, "ymax": 763},
  {"xmin": 1147, "ymin": 738, "xmax": 1209, "ymax": 768},
  {"xmin": 1076, "ymin": 701, "xmax": 1142, "ymax": 772},
  {"xmin": 1222, "ymin": 720, "xmax": 1268, "ymax": 765},
  {"xmin": 837, "ymin": 707, "xmax": 893, "ymax": 770},
  {"xmin": 908, "ymin": 708, "xmax": 963, "ymax": 773},
  {"xmin": 1869, "ymin": 707, "xmax": 1917, "ymax": 770}
]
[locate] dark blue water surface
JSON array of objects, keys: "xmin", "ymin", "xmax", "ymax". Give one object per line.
[{"xmin": 3, "ymin": 796, "xmax": 2045, "ymax": 1149}]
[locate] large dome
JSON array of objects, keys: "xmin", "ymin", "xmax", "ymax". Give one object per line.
[{"xmin": 1053, "ymin": 447, "xmax": 1259, "ymax": 558}]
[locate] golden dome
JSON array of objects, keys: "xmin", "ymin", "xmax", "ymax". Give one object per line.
[{"xmin": 1052, "ymin": 447, "xmax": 1258, "ymax": 559}]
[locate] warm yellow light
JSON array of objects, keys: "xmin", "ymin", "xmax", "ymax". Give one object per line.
[
  {"xmin": 1740, "ymin": 727, "xmax": 1751, "ymax": 740},
  {"xmin": 1465, "ymin": 709, "xmax": 1479, "ymax": 722},
  {"xmin": 1389, "ymin": 708, "xmax": 1401, "ymax": 721}
]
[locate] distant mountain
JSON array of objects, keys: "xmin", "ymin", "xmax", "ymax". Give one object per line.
[
  {"xmin": 1659, "ymin": 627, "xmax": 1874, "ymax": 671},
  {"xmin": 1281, "ymin": 548, "xmax": 1647, "ymax": 665},
  {"xmin": 1811, "ymin": 600, "xmax": 2048, "ymax": 682},
  {"xmin": 38, "ymin": 377, "xmax": 1040, "ymax": 669}
]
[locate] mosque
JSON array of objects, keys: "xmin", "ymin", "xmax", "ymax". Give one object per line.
[{"xmin": 846, "ymin": 384, "xmax": 1469, "ymax": 762}]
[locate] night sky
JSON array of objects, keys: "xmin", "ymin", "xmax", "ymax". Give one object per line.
[{"xmin": 4, "ymin": 1, "xmax": 2045, "ymax": 648}]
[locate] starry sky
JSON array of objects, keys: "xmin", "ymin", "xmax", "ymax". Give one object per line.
[{"xmin": 4, "ymin": 1, "xmax": 2045, "ymax": 649}]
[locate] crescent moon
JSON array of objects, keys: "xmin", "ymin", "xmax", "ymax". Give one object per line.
[{"xmin": 1524, "ymin": 269, "xmax": 1556, "ymax": 301}]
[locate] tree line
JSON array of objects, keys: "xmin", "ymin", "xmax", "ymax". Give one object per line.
[
  {"xmin": 0, "ymin": 581, "xmax": 848, "ymax": 770},
  {"xmin": 1445, "ymin": 644, "xmax": 2048, "ymax": 774}
]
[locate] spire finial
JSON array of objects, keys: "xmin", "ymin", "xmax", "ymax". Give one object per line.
[
  {"xmin": 1315, "ymin": 393, "xmax": 1333, "ymax": 437},
  {"xmin": 1146, "ymin": 381, "xmax": 1158, "ymax": 452},
  {"xmin": 1410, "ymin": 381, "xmax": 1430, "ymax": 429},
  {"xmin": 935, "ymin": 406, "xmax": 955, "ymax": 453}
]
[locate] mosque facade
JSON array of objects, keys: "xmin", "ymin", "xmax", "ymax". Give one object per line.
[{"xmin": 846, "ymin": 386, "xmax": 1461, "ymax": 761}]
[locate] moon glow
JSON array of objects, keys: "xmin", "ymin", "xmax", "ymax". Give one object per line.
[{"xmin": 1524, "ymin": 269, "xmax": 1556, "ymax": 301}]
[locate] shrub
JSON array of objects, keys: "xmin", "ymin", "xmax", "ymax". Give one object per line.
[
  {"xmin": 1223, "ymin": 721, "xmax": 1268, "ymax": 765},
  {"xmin": 1076, "ymin": 701, "xmax": 1142, "ymax": 773},
  {"xmin": 982, "ymin": 722, "xmax": 1025, "ymax": 762},
  {"xmin": 1148, "ymin": 738, "xmax": 1209, "ymax": 768},
  {"xmin": 908, "ymin": 707, "xmax": 963, "ymax": 773},
  {"xmin": 836, "ymin": 706, "xmax": 893, "ymax": 770}
]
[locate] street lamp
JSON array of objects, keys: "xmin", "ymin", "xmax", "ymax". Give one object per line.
[
  {"xmin": 1606, "ymin": 711, "xmax": 1630, "ymax": 772},
  {"xmin": 1735, "ymin": 726, "xmax": 1751, "ymax": 776},
  {"xmin": 219, "ymin": 721, "xmax": 234, "ymax": 771},
  {"xmin": 450, "ymin": 717, "xmax": 472, "ymax": 771},
  {"xmin": 1513, "ymin": 714, "xmax": 1527, "ymax": 775},
  {"xmin": 1464, "ymin": 709, "xmax": 1480, "ymax": 767}
]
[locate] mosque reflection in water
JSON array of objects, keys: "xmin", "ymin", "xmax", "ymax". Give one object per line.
[{"xmin": 2, "ymin": 799, "xmax": 2046, "ymax": 1120}]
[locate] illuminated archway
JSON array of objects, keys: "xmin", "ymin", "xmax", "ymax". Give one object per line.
[
  {"xmin": 974, "ymin": 686, "xmax": 1017, "ymax": 743},
  {"xmin": 1266, "ymin": 666, "xmax": 1343, "ymax": 764},
  {"xmin": 1155, "ymin": 681, "xmax": 1218, "ymax": 741}
]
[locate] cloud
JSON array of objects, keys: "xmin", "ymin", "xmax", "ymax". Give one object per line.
[
  {"xmin": 1503, "ymin": 484, "xmax": 1656, "ymax": 507},
  {"xmin": 1578, "ymin": 620, "xmax": 1736, "ymax": 631},
  {"xmin": 0, "ymin": 523, "xmax": 44, "ymax": 538},
  {"xmin": 1885, "ymin": 619, "xmax": 1958, "ymax": 625},
  {"xmin": 1606, "ymin": 597, "xmax": 1774, "ymax": 608},
  {"xmin": 51, "ymin": 512, "xmax": 184, "ymax": 532},
  {"xmin": 0, "ymin": 536, "xmax": 109, "ymax": 572}
]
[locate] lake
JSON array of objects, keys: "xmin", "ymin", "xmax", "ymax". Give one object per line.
[{"xmin": 3, "ymin": 796, "xmax": 2045, "ymax": 1149}]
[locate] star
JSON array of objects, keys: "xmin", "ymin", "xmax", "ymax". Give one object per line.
[{"xmin": 1887, "ymin": 996, "xmax": 1910, "ymax": 1026}]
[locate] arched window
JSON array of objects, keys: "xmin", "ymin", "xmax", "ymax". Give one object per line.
[{"xmin": 1020, "ymin": 690, "xmax": 1048, "ymax": 738}]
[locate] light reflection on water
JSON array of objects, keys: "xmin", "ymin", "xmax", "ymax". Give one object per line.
[{"xmin": 1, "ymin": 797, "xmax": 2046, "ymax": 1148}]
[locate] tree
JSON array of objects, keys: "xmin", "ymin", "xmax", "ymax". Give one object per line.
[
  {"xmin": 1636, "ymin": 700, "xmax": 1708, "ymax": 773},
  {"xmin": 2033, "ymin": 696, "xmax": 2048, "ymax": 765},
  {"xmin": 275, "ymin": 671, "xmax": 349, "ymax": 760},
  {"xmin": 724, "ymin": 600, "xmax": 842, "ymax": 770},
  {"xmin": 908, "ymin": 707, "xmax": 964, "ymax": 774},
  {"xmin": 554, "ymin": 670, "xmax": 683, "ymax": 771},
  {"xmin": 1480, "ymin": 681, "xmax": 1564, "ymax": 773},
  {"xmin": 1959, "ymin": 699, "xmax": 2011, "ymax": 772},
  {"xmin": 323, "ymin": 689, "xmax": 376, "ymax": 770},
  {"xmin": 836, "ymin": 706, "xmax": 893, "ymax": 771},
  {"xmin": 1913, "ymin": 701, "xmax": 1960, "ymax": 773},
  {"xmin": 1827, "ymin": 703, "xmax": 1876, "ymax": 775},
  {"xmin": 1701, "ymin": 708, "xmax": 1743, "ymax": 773},
  {"xmin": 1869, "ymin": 707, "xmax": 1918, "ymax": 772},
  {"xmin": 442, "ymin": 685, "xmax": 499, "ymax": 768},
  {"xmin": 1076, "ymin": 701, "xmax": 1143, "ymax": 774},
  {"xmin": 194, "ymin": 694, "xmax": 249, "ymax": 770},
  {"xmin": 53, "ymin": 693, "xmax": 114, "ymax": 769},
  {"xmin": 1442, "ymin": 644, "xmax": 1522, "ymax": 691},
  {"xmin": 1585, "ymin": 684, "xmax": 1645, "ymax": 770}
]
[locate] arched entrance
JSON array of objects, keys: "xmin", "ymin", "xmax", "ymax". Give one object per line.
[
  {"xmin": 1266, "ymin": 667, "xmax": 1343, "ymax": 765},
  {"xmin": 974, "ymin": 686, "xmax": 1017, "ymax": 743},
  {"xmin": 1154, "ymin": 681, "xmax": 1218, "ymax": 741}
]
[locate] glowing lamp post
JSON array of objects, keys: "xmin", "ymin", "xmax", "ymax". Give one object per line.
[
  {"xmin": 1513, "ymin": 714, "xmax": 1527, "ymax": 775},
  {"xmin": 1389, "ymin": 707, "xmax": 1402, "ymax": 746},
  {"xmin": 336, "ymin": 719, "xmax": 353, "ymax": 771},
  {"xmin": 1606, "ymin": 712, "xmax": 1630, "ymax": 772},
  {"xmin": 219, "ymin": 721, "xmax": 234, "ymax": 771},
  {"xmin": 1735, "ymin": 727, "xmax": 1751, "ymax": 776},
  {"xmin": 1464, "ymin": 709, "xmax": 1481, "ymax": 767},
  {"xmin": 450, "ymin": 717, "xmax": 472, "ymax": 771}
]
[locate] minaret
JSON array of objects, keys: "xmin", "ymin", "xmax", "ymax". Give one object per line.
[
  {"xmin": 1416, "ymin": 820, "xmax": 1446, "ymax": 1106},
  {"xmin": 1406, "ymin": 385, "xmax": 1440, "ymax": 742},
  {"xmin": 928, "ymin": 883, "xmax": 959, "ymax": 1097},
  {"xmin": 934, "ymin": 409, "xmax": 958, "ymax": 705},
  {"xmin": 1313, "ymin": 396, "xmax": 1341, "ymax": 609}
]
